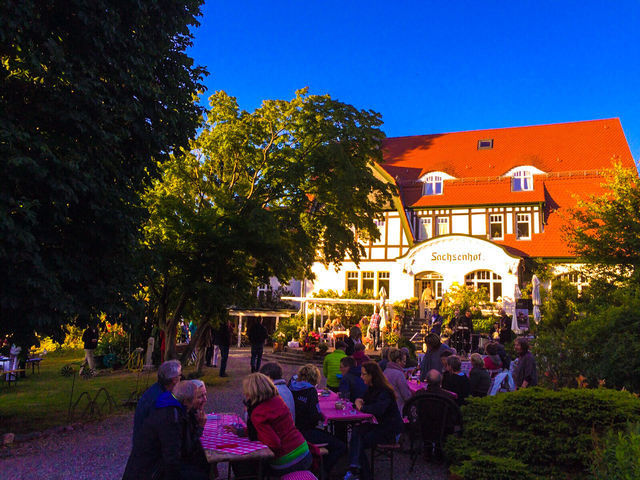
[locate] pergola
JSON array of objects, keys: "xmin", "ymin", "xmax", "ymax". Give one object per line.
[
  {"xmin": 228, "ymin": 309, "xmax": 298, "ymax": 348},
  {"xmin": 280, "ymin": 296, "xmax": 386, "ymax": 331}
]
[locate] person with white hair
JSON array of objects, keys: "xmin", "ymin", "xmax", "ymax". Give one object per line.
[
  {"xmin": 123, "ymin": 380, "xmax": 209, "ymax": 480},
  {"xmin": 132, "ymin": 359, "xmax": 182, "ymax": 443}
]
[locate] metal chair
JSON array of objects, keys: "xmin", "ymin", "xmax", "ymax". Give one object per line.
[
  {"xmin": 402, "ymin": 392, "xmax": 463, "ymax": 471},
  {"xmin": 370, "ymin": 441, "xmax": 401, "ymax": 480}
]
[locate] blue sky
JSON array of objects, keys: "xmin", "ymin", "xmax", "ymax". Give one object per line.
[{"xmin": 189, "ymin": 1, "xmax": 640, "ymax": 164}]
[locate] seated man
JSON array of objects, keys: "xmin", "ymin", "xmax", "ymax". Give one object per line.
[
  {"xmin": 133, "ymin": 359, "xmax": 182, "ymax": 443},
  {"xmin": 123, "ymin": 380, "xmax": 209, "ymax": 480},
  {"xmin": 422, "ymin": 369, "xmax": 456, "ymax": 400},
  {"xmin": 442, "ymin": 355, "xmax": 470, "ymax": 406},
  {"xmin": 339, "ymin": 356, "xmax": 366, "ymax": 402}
]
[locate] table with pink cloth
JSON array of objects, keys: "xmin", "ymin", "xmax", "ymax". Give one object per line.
[
  {"xmin": 316, "ymin": 390, "xmax": 375, "ymax": 427},
  {"xmin": 200, "ymin": 412, "xmax": 274, "ymax": 478}
]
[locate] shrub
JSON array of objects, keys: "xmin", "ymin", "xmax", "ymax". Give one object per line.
[
  {"xmin": 591, "ymin": 422, "xmax": 640, "ymax": 479},
  {"xmin": 95, "ymin": 322, "xmax": 129, "ymax": 365},
  {"xmin": 445, "ymin": 388, "xmax": 640, "ymax": 478},
  {"xmin": 272, "ymin": 315, "xmax": 306, "ymax": 343},
  {"xmin": 450, "ymin": 453, "xmax": 534, "ymax": 480}
]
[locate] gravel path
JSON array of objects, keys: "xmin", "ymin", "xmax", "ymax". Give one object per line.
[{"xmin": 0, "ymin": 349, "xmax": 447, "ymax": 480}]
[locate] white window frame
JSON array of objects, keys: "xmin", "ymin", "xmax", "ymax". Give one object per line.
[
  {"xmin": 464, "ymin": 270, "xmax": 503, "ymax": 302},
  {"xmin": 512, "ymin": 170, "xmax": 533, "ymax": 191},
  {"xmin": 516, "ymin": 213, "xmax": 531, "ymax": 240},
  {"xmin": 437, "ymin": 217, "xmax": 449, "ymax": 236},
  {"xmin": 489, "ymin": 214, "xmax": 504, "ymax": 239},
  {"xmin": 420, "ymin": 217, "xmax": 433, "ymax": 240},
  {"xmin": 362, "ymin": 271, "xmax": 375, "ymax": 293},
  {"xmin": 423, "ymin": 175, "xmax": 443, "ymax": 196},
  {"xmin": 346, "ymin": 271, "xmax": 359, "ymax": 291},
  {"xmin": 377, "ymin": 271, "xmax": 390, "ymax": 296}
]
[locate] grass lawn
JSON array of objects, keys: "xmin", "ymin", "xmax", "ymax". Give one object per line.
[{"xmin": 0, "ymin": 349, "xmax": 224, "ymax": 435}]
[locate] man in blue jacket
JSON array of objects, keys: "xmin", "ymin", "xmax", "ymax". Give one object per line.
[{"xmin": 132, "ymin": 359, "xmax": 182, "ymax": 443}]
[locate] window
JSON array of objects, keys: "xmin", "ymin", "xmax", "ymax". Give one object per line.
[
  {"xmin": 378, "ymin": 272, "xmax": 390, "ymax": 296},
  {"xmin": 437, "ymin": 217, "xmax": 449, "ymax": 236},
  {"xmin": 512, "ymin": 170, "xmax": 533, "ymax": 191},
  {"xmin": 556, "ymin": 272, "xmax": 587, "ymax": 293},
  {"xmin": 477, "ymin": 139, "xmax": 493, "ymax": 150},
  {"xmin": 420, "ymin": 217, "xmax": 433, "ymax": 240},
  {"xmin": 346, "ymin": 271, "xmax": 358, "ymax": 291},
  {"xmin": 489, "ymin": 214, "xmax": 503, "ymax": 239},
  {"xmin": 516, "ymin": 213, "xmax": 531, "ymax": 239},
  {"xmin": 423, "ymin": 175, "xmax": 443, "ymax": 196},
  {"xmin": 465, "ymin": 270, "xmax": 503, "ymax": 302},
  {"xmin": 362, "ymin": 271, "xmax": 374, "ymax": 293}
]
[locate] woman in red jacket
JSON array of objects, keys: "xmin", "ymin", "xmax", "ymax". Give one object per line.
[{"xmin": 229, "ymin": 373, "xmax": 312, "ymax": 476}]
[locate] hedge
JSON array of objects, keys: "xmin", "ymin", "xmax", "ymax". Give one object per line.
[
  {"xmin": 450, "ymin": 453, "xmax": 534, "ymax": 480},
  {"xmin": 445, "ymin": 387, "xmax": 640, "ymax": 478}
]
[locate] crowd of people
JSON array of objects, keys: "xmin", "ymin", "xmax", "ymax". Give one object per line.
[{"xmin": 124, "ymin": 306, "xmax": 537, "ymax": 480}]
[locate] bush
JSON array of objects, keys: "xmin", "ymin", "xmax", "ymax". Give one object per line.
[
  {"xmin": 445, "ymin": 388, "xmax": 640, "ymax": 478},
  {"xmin": 95, "ymin": 322, "xmax": 129, "ymax": 366},
  {"xmin": 272, "ymin": 315, "xmax": 306, "ymax": 343},
  {"xmin": 450, "ymin": 453, "xmax": 534, "ymax": 480},
  {"xmin": 591, "ymin": 422, "xmax": 640, "ymax": 479}
]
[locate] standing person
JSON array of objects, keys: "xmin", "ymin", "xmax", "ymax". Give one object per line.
[
  {"xmin": 248, "ymin": 318, "xmax": 268, "ymax": 373},
  {"xmin": 133, "ymin": 359, "xmax": 183, "ymax": 443},
  {"xmin": 260, "ymin": 362, "xmax": 296, "ymax": 422},
  {"xmin": 345, "ymin": 362, "xmax": 404, "ymax": 480},
  {"xmin": 419, "ymin": 333, "xmax": 451, "ymax": 380},
  {"xmin": 81, "ymin": 319, "xmax": 100, "ymax": 371},
  {"xmin": 498, "ymin": 308, "xmax": 513, "ymax": 345},
  {"xmin": 451, "ymin": 310, "xmax": 474, "ymax": 354},
  {"xmin": 215, "ymin": 319, "xmax": 232, "ymax": 378},
  {"xmin": 513, "ymin": 337, "xmax": 538, "ymax": 389},
  {"xmin": 442, "ymin": 355, "xmax": 471, "ymax": 406},
  {"xmin": 383, "ymin": 348, "xmax": 412, "ymax": 413},
  {"xmin": 123, "ymin": 381, "xmax": 209, "ymax": 480},
  {"xmin": 429, "ymin": 307, "xmax": 444, "ymax": 336},
  {"xmin": 369, "ymin": 308, "xmax": 381, "ymax": 351},
  {"xmin": 228, "ymin": 373, "xmax": 312, "ymax": 477},
  {"xmin": 323, "ymin": 341, "xmax": 347, "ymax": 392},
  {"xmin": 289, "ymin": 365, "xmax": 346, "ymax": 478},
  {"xmin": 345, "ymin": 325, "xmax": 362, "ymax": 356}
]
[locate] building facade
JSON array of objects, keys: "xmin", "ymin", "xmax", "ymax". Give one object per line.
[{"xmin": 306, "ymin": 118, "xmax": 636, "ymax": 307}]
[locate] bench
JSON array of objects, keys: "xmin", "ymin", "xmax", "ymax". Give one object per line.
[
  {"xmin": 3, "ymin": 369, "xmax": 26, "ymax": 387},
  {"xmin": 26, "ymin": 357, "xmax": 43, "ymax": 374}
]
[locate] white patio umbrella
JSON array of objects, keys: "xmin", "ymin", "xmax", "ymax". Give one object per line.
[
  {"xmin": 378, "ymin": 286, "xmax": 388, "ymax": 331},
  {"xmin": 532, "ymin": 275, "xmax": 542, "ymax": 324},
  {"xmin": 511, "ymin": 284, "xmax": 523, "ymax": 334}
]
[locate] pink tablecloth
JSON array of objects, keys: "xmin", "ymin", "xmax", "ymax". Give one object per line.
[
  {"xmin": 317, "ymin": 390, "xmax": 374, "ymax": 424},
  {"xmin": 407, "ymin": 380, "xmax": 425, "ymax": 394},
  {"xmin": 200, "ymin": 413, "xmax": 269, "ymax": 455}
]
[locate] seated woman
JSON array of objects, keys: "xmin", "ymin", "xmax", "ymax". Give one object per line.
[
  {"xmin": 468, "ymin": 353, "xmax": 491, "ymax": 397},
  {"xmin": 352, "ymin": 342, "xmax": 370, "ymax": 367},
  {"xmin": 484, "ymin": 342, "xmax": 504, "ymax": 370},
  {"xmin": 344, "ymin": 362, "xmax": 404, "ymax": 480},
  {"xmin": 230, "ymin": 373, "xmax": 312, "ymax": 477},
  {"xmin": 290, "ymin": 364, "xmax": 346, "ymax": 477}
]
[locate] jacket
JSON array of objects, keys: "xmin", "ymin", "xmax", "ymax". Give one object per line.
[
  {"xmin": 323, "ymin": 349, "xmax": 346, "ymax": 388},
  {"xmin": 419, "ymin": 344, "xmax": 450, "ymax": 380},
  {"xmin": 82, "ymin": 327, "xmax": 99, "ymax": 350},
  {"xmin": 274, "ymin": 379, "xmax": 296, "ymax": 422},
  {"xmin": 249, "ymin": 396, "xmax": 309, "ymax": 465},
  {"xmin": 442, "ymin": 371, "xmax": 471, "ymax": 406},
  {"xmin": 383, "ymin": 362, "xmax": 412, "ymax": 412},
  {"xmin": 248, "ymin": 322, "xmax": 268, "ymax": 346},
  {"xmin": 122, "ymin": 391, "xmax": 206, "ymax": 480},
  {"xmin": 214, "ymin": 322, "xmax": 231, "ymax": 347},
  {"xmin": 289, "ymin": 379, "xmax": 323, "ymax": 431},
  {"xmin": 339, "ymin": 366, "xmax": 367, "ymax": 402},
  {"xmin": 469, "ymin": 367, "xmax": 491, "ymax": 397},
  {"xmin": 361, "ymin": 386, "xmax": 404, "ymax": 438},
  {"xmin": 132, "ymin": 382, "xmax": 165, "ymax": 443}
]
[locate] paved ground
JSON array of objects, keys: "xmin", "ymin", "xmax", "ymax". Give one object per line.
[{"xmin": 0, "ymin": 349, "xmax": 448, "ymax": 480}]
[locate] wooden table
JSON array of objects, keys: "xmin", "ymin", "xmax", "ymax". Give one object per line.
[{"xmin": 201, "ymin": 413, "xmax": 274, "ymax": 480}]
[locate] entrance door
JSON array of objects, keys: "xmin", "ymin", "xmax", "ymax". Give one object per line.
[{"xmin": 415, "ymin": 272, "xmax": 443, "ymax": 318}]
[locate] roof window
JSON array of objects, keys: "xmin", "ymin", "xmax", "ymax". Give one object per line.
[{"xmin": 477, "ymin": 139, "xmax": 493, "ymax": 150}]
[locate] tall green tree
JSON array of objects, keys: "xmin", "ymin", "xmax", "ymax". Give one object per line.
[
  {"xmin": 562, "ymin": 163, "xmax": 640, "ymax": 285},
  {"xmin": 143, "ymin": 89, "xmax": 394, "ymax": 361},
  {"xmin": 0, "ymin": 1, "xmax": 207, "ymax": 343}
]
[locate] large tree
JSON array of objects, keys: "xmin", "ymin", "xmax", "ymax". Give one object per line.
[
  {"xmin": 143, "ymin": 89, "xmax": 394, "ymax": 361},
  {"xmin": 0, "ymin": 1, "xmax": 207, "ymax": 342},
  {"xmin": 562, "ymin": 163, "xmax": 640, "ymax": 285}
]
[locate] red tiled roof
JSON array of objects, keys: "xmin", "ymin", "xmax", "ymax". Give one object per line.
[
  {"xmin": 411, "ymin": 177, "xmax": 545, "ymax": 208},
  {"xmin": 380, "ymin": 119, "xmax": 636, "ymax": 258},
  {"xmin": 381, "ymin": 118, "xmax": 633, "ymax": 180}
]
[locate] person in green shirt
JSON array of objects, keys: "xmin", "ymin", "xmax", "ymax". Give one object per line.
[{"xmin": 323, "ymin": 341, "xmax": 347, "ymax": 392}]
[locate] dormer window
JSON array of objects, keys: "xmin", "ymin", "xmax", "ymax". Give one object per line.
[
  {"xmin": 423, "ymin": 175, "xmax": 443, "ymax": 195},
  {"xmin": 512, "ymin": 170, "xmax": 533, "ymax": 191}
]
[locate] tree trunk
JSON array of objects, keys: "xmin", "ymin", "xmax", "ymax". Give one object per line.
[
  {"xmin": 180, "ymin": 319, "xmax": 213, "ymax": 375},
  {"xmin": 164, "ymin": 291, "xmax": 188, "ymax": 360}
]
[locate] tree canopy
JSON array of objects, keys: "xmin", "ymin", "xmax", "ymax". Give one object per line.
[
  {"xmin": 142, "ymin": 89, "xmax": 395, "ymax": 359},
  {"xmin": 0, "ymin": 1, "xmax": 207, "ymax": 343},
  {"xmin": 563, "ymin": 163, "xmax": 640, "ymax": 285}
]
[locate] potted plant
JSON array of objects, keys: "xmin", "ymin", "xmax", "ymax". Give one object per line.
[{"xmin": 272, "ymin": 331, "xmax": 286, "ymax": 352}]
